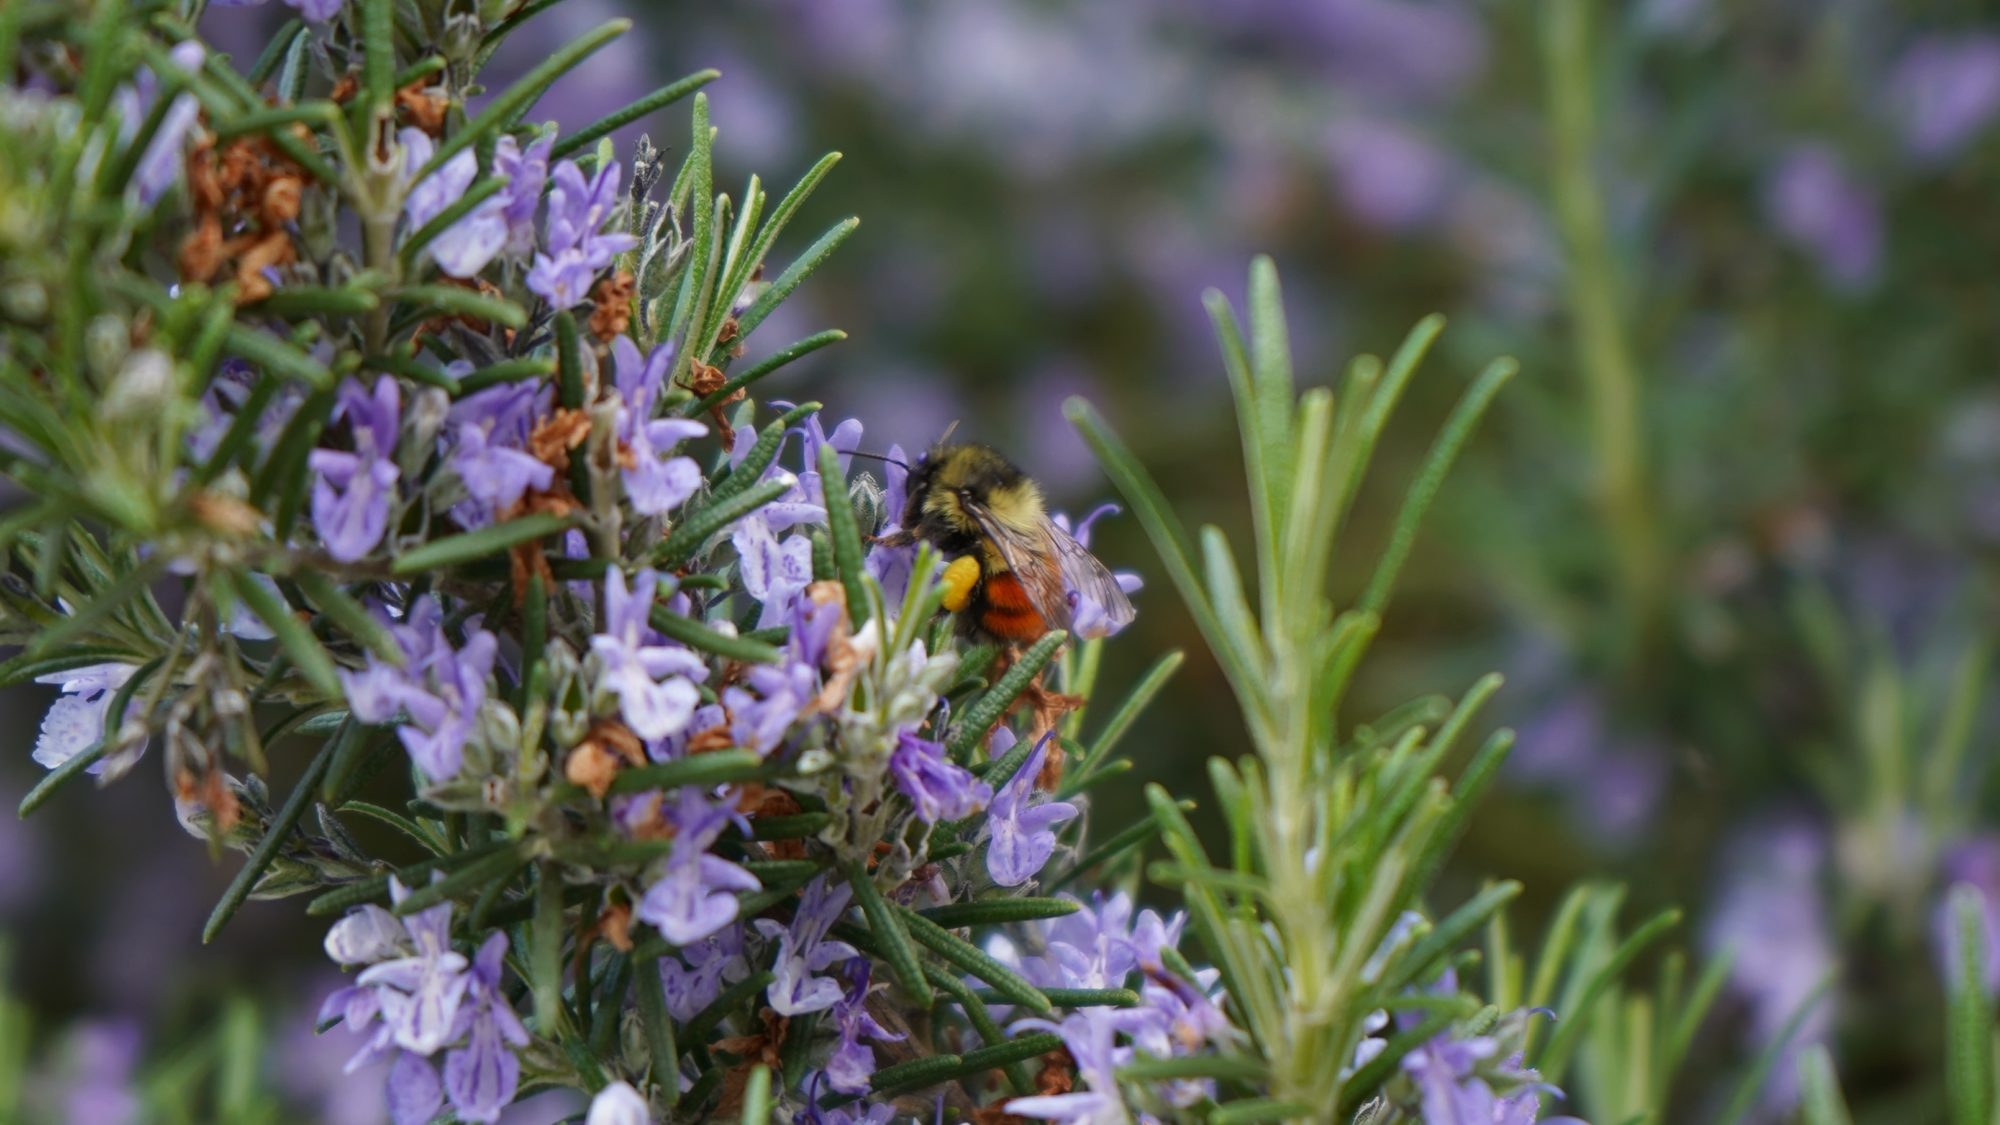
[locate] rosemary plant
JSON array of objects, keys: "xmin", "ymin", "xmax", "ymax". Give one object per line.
[{"xmin": 19, "ymin": 1, "xmax": 1972, "ymax": 1123}]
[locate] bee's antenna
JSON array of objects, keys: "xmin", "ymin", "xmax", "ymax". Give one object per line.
[
  {"xmin": 838, "ymin": 449, "xmax": 911, "ymax": 471},
  {"xmin": 937, "ymin": 420, "xmax": 961, "ymax": 446}
]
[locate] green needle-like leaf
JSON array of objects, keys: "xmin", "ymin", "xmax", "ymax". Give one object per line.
[
  {"xmin": 230, "ymin": 570, "xmax": 341, "ymax": 697},
  {"xmin": 894, "ymin": 905, "xmax": 1051, "ymax": 1014},
  {"xmin": 842, "ymin": 859, "xmax": 933, "ymax": 1007},
  {"xmin": 553, "ymin": 70, "xmax": 720, "ymax": 160},
  {"xmin": 391, "ymin": 512, "xmax": 573, "ymax": 575},
  {"xmin": 947, "ymin": 630, "xmax": 1068, "ymax": 762},
  {"xmin": 203, "ymin": 733, "xmax": 338, "ymax": 942},
  {"xmin": 606, "ymin": 748, "xmax": 766, "ymax": 796}
]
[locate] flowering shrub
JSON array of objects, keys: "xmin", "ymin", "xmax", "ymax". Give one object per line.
[{"xmin": 21, "ymin": 2, "xmax": 2000, "ymax": 1124}]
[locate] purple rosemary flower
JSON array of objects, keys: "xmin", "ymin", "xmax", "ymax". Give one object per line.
[
  {"xmin": 733, "ymin": 511, "xmax": 814, "ymax": 629},
  {"xmin": 387, "ymin": 1051, "xmax": 442, "ymax": 1125},
  {"xmin": 1005, "ymin": 1008, "xmax": 1130, "ymax": 1122},
  {"xmin": 441, "ymin": 933, "xmax": 530, "ymax": 1123},
  {"xmin": 635, "ymin": 790, "xmax": 761, "ymax": 944},
  {"xmin": 309, "ymin": 377, "xmax": 401, "ymax": 563},
  {"xmin": 889, "ymin": 728, "xmax": 991, "ymax": 822},
  {"xmin": 1054, "ymin": 505, "xmax": 1141, "ymax": 639},
  {"xmin": 320, "ymin": 878, "xmax": 481, "ymax": 1110},
  {"xmin": 586, "ymin": 1081, "xmax": 650, "ymax": 1125},
  {"xmin": 52, "ymin": 1020, "xmax": 143, "ymax": 1125},
  {"xmin": 527, "ymin": 158, "xmax": 638, "ymax": 308},
  {"xmin": 1888, "ymin": 35, "xmax": 2000, "ymax": 161},
  {"xmin": 722, "ymin": 645, "xmax": 818, "ymax": 756},
  {"xmin": 1765, "ymin": 144, "xmax": 1882, "ymax": 291},
  {"xmin": 494, "ymin": 134, "xmax": 553, "ymax": 257},
  {"xmin": 450, "ymin": 423, "xmax": 552, "ymax": 525},
  {"xmin": 337, "ymin": 597, "xmax": 496, "ymax": 781},
  {"xmin": 608, "ymin": 336, "xmax": 706, "ymax": 515},
  {"xmin": 212, "ymin": 0, "xmax": 343, "ymax": 21},
  {"xmin": 590, "ymin": 568, "xmax": 707, "ymax": 741},
  {"xmin": 824, "ymin": 962, "xmax": 902, "ymax": 1094},
  {"xmin": 399, "ymin": 128, "xmax": 507, "ymax": 279},
  {"xmin": 756, "ymin": 874, "xmax": 860, "ymax": 1016},
  {"xmin": 661, "ymin": 923, "xmax": 752, "ymax": 1020},
  {"xmin": 125, "ymin": 41, "xmax": 206, "ymax": 206},
  {"xmin": 985, "ymin": 735, "xmax": 1078, "ymax": 886},
  {"xmin": 33, "ymin": 663, "xmax": 141, "ymax": 772}
]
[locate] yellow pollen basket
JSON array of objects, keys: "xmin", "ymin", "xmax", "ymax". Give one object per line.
[{"xmin": 940, "ymin": 556, "xmax": 981, "ymax": 612}]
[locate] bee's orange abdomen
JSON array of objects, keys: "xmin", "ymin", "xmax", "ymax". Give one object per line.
[{"xmin": 979, "ymin": 572, "xmax": 1047, "ymax": 641}]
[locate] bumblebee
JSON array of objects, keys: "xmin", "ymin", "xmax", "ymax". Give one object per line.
[{"xmin": 886, "ymin": 443, "xmax": 1135, "ymax": 644}]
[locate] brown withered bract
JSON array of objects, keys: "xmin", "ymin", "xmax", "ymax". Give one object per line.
[
  {"xmin": 178, "ymin": 127, "xmax": 306, "ymax": 305},
  {"xmin": 682, "ymin": 355, "xmax": 744, "ymax": 446},
  {"xmin": 564, "ymin": 719, "xmax": 646, "ymax": 799},
  {"xmin": 588, "ymin": 270, "xmax": 636, "ymax": 341},
  {"xmin": 395, "ymin": 79, "xmax": 450, "ymax": 136},
  {"xmin": 715, "ymin": 1008, "xmax": 790, "ymax": 1118},
  {"xmin": 174, "ymin": 764, "xmax": 241, "ymax": 834},
  {"xmin": 188, "ymin": 491, "xmax": 264, "ymax": 537},
  {"xmin": 594, "ymin": 899, "xmax": 634, "ymax": 953}
]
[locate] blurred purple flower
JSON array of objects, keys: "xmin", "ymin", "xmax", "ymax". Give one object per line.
[
  {"xmin": 1935, "ymin": 836, "xmax": 2000, "ymax": 993},
  {"xmin": 400, "ymin": 127, "xmax": 508, "ymax": 279},
  {"xmin": 123, "ymin": 41, "xmax": 206, "ymax": 205},
  {"xmin": 986, "ymin": 734, "xmax": 1078, "ymax": 886},
  {"xmin": 1510, "ymin": 689, "xmax": 1668, "ymax": 846},
  {"xmin": 1766, "ymin": 144, "xmax": 1882, "ymax": 291},
  {"xmin": 452, "ymin": 423, "xmax": 553, "ymax": 523},
  {"xmin": 1326, "ymin": 114, "xmax": 1457, "ymax": 231},
  {"xmin": 722, "ymin": 637, "xmax": 819, "ymax": 757},
  {"xmin": 732, "ymin": 511, "xmax": 814, "ymax": 629},
  {"xmin": 590, "ymin": 568, "xmax": 706, "ymax": 741},
  {"xmin": 53, "ymin": 1019, "xmax": 143, "ymax": 1125},
  {"xmin": 449, "ymin": 380, "xmax": 554, "ymax": 527},
  {"xmin": 527, "ymin": 158, "xmax": 637, "ymax": 308},
  {"xmin": 1703, "ymin": 817, "xmax": 1836, "ymax": 1113},
  {"xmin": 1889, "ymin": 35, "xmax": 2000, "ymax": 161},
  {"xmin": 890, "ymin": 728, "xmax": 991, "ymax": 823},
  {"xmin": 755, "ymin": 874, "xmax": 859, "ymax": 1016},
  {"xmin": 636, "ymin": 790, "xmax": 760, "ymax": 944},
  {"xmin": 310, "ymin": 377, "xmax": 402, "ymax": 562}
]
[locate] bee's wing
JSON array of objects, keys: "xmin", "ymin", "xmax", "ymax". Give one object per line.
[
  {"xmin": 1042, "ymin": 520, "xmax": 1135, "ymax": 638},
  {"xmin": 961, "ymin": 504, "xmax": 1074, "ymax": 631}
]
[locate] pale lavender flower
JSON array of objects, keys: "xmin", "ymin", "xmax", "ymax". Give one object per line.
[
  {"xmin": 608, "ymin": 336, "xmax": 706, "ymax": 514},
  {"xmin": 1005, "ymin": 1008, "xmax": 1129, "ymax": 1122},
  {"xmin": 352, "ymin": 878, "xmax": 473, "ymax": 1057},
  {"xmin": 863, "ymin": 442, "xmax": 917, "ymax": 602},
  {"xmin": 661, "ymin": 924, "xmax": 752, "ymax": 1020},
  {"xmin": 1054, "ymin": 505, "xmax": 1141, "ymax": 639},
  {"xmin": 387, "ymin": 1051, "xmax": 442, "ymax": 1125},
  {"xmin": 494, "ymin": 134, "xmax": 553, "ymax": 257},
  {"xmin": 986, "ymin": 735, "xmax": 1079, "ymax": 886},
  {"xmin": 733, "ymin": 511, "xmax": 814, "ymax": 629},
  {"xmin": 586, "ymin": 1081, "xmax": 650, "ymax": 1125},
  {"xmin": 527, "ymin": 159, "xmax": 638, "ymax": 308},
  {"xmin": 1704, "ymin": 817, "xmax": 1835, "ymax": 1112},
  {"xmin": 33, "ymin": 663, "xmax": 141, "ymax": 771},
  {"xmin": 442, "ymin": 933, "xmax": 530, "ymax": 1123},
  {"xmin": 722, "ymin": 647, "xmax": 818, "ymax": 756},
  {"xmin": 335, "ymin": 598, "xmax": 497, "ymax": 781},
  {"xmin": 1889, "ymin": 35, "xmax": 2000, "ymax": 161},
  {"xmin": 824, "ymin": 963, "xmax": 902, "ymax": 1094},
  {"xmin": 53, "ymin": 1020, "xmax": 142, "ymax": 1125},
  {"xmin": 400, "ymin": 128, "xmax": 508, "ymax": 278},
  {"xmin": 451, "ymin": 423, "xmax": 552, "ymax": 525},
  {"xmin": 1766, "ymin": 144, "xmax": 1882, "ymax": 291},
  {"xmin": 756, "ymin": 874, "xmax": 859, "ymax": 1016},
  {"xmin": 590, "ymin": 568, "xmax": 707, "ymax": 741},
  {"xmin": 636, "ymin": 791, "xmax": 761, "ymax": 944},
  {"xmin": 310, "ymin": 377, "xmax": 401, "ymax": 563},
  {"xmin": 1326, "ymin": 113, "xmax": 1456, "ymax": 231},
  {"xmin": 889, "ymin": 728, "xmax": 991, "ymax": 823},
  {"xmin": 128, "ymin": 42, "xmax": 206, "ymax": 205}
]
